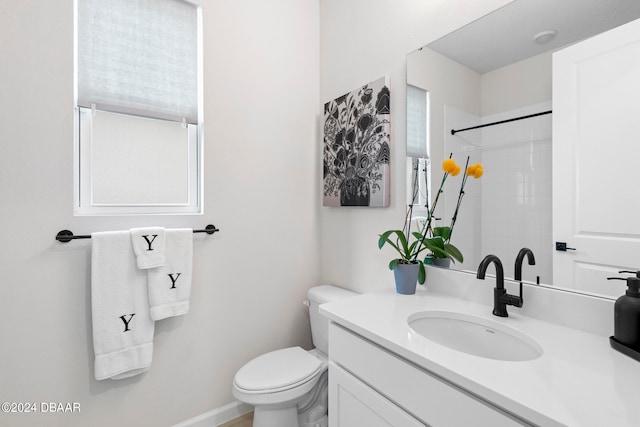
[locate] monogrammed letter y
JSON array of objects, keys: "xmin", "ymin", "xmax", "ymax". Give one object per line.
[
  {"xmin": 119, "ymin": 314, "xmax": 135, "ymax": 332},
  {"xmin": 141, "ymin": 234, "xmax": 158, "ymax": 251},
  {"xmin": 168, "ymin": 273, "xmax": 182, "ymax": 289}
]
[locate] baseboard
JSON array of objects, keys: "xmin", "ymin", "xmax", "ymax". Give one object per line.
[{"xmin": 172, "ymin": 401, "xmax": 253, "ymax": 427}]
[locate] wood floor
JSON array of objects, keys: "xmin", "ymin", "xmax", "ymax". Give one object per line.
[{"xmin": 218, "ymin": 411, "xmax": 253, "ymax": 427}]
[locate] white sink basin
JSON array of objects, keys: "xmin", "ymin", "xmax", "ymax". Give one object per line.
[{"xmin": 408, "ymin": 311, "xmax": 543, "ymax": 361}]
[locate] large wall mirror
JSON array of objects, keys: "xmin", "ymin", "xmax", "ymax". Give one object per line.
[{"xmin": 407, "ymin": 0, "xmax": 640, "ymax": 299}]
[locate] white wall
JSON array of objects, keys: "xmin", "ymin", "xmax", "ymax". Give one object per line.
[
  {"xmin": 0, "ymin": 1, "xmax": 319, "ymax": 426},
  {"xmin": 481, "ymin": 50, "xmax": 553, "ymax": 116},
  {"xmin": 319, "ymin": 0, "xmax": 513, "ymax": 293}
]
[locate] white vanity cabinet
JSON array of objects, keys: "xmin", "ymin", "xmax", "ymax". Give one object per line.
[
  {"xmin": 328, "ymin": 323, "xmax": 531, "ymax": 427},
  {"xmin": 329, "ymin": 363, "xmax": 424, "ymax": 426}
]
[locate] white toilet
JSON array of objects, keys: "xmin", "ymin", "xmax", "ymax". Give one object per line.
[{"xmin": 232, "ymin": 285, "xmax": 357, "ymax": 427}]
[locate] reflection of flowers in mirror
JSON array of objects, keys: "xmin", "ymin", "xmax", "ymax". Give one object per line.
[
  {"xmin": 466, "ymin": 163, "xmax": 483, "ymax": 178},
  {"xmin": 436, "ymin": 157, "xmax": 484, "ymax": 261},
  {"xmin": 379, "ymin": 155, "xmax": 484, "ymax": 283}
]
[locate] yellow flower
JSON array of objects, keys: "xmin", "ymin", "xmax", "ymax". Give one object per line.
[
  {"xmin": 451, "ymin": 164, "xmax": 461, "ymax": 176},
  {"xmin": 466, "ymin": 163, "xmax": 484, "ymax": 179},
  {"xmin": 442, "ymin": 158, "xmax": 458, "ymax": 174}
]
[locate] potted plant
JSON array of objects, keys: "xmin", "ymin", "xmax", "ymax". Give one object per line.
[
  {"xmin": 423, "ymin": 226, "xmax": 464, "ymax": 268},
  {"xmin": 378, "ymin": 229, "xmax": 429, "ymax": 294},
  {"xmin": 379, "ymin": 156, "xmax": 483, "ymax": 293},
  {"xmin": 378, "ymin": 226, "xmax": 464, "ymax": 293}
]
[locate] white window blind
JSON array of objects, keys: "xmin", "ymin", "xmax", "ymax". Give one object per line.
[
  {"xmin": 406, "ymin": 84, "xmax": 429, "ymax": 158},
  {"xmin": 77, "ymin": 0, "xmax": 200, "ymax": 124}
]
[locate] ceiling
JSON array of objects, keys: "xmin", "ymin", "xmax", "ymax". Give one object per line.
[{"xmin": 428, "ymin": 0, "xmax": 640, "ymax": 74}]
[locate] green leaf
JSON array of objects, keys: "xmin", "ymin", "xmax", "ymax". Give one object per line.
[
  {"xmin": 379, "ymin": 229, "xmax": 415, "ymax": 260},
  {"xmin": 411, "ymin": 231, "xmax": 425, "ymax": 241},
  {"xmin": 433, "ymin": 226, "xmax": 451, "ymax": 241},
  {"xmin": 417, "ymin": 262, "xmax": 426, "ymax": 284},
  {"xmin": 444, "ymin": 243, "xmax": 464, "ymax": 263},
  {"xmin": 429, "ymin": 246, "xmax": 449, "ymax": 258},
  {"xmin": 378, "ymin": 230, "xmax": 396, "ymax": 249},
  {"xmin": 395, "ymin": 231, "xmax": 411, "ymax": 257},
  {"xmin": 417, "ymin": 236, "xmax": 448, "ymax": 259},
  {"xmin": 407, "ymin": 242, "xmax": 418, "ymax": 258},
  {"xmin": 426, "ymin": 236, "xmax": 445, "ymax": 250},
  {"xmin": 378, "ymin": 231, "xmax": 403, "ymax": 256},
  {"xmin": 389, "ymin": 259, "xmax": 399, "ymax": 270}
]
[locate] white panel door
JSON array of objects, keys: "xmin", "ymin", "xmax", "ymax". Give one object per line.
[{"xmin": 553, "ymin": 18, "xmax": 640, "ymax": 297}]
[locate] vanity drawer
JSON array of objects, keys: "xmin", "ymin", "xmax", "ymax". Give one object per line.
[{"xmin": 329, "ymin": 323, "xmax": 530, "ymax": 427}]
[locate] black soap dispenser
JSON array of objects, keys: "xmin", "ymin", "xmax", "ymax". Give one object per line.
[{"xmin": 608, "ymin": 271, "xmax": 640, "ymax": 359}]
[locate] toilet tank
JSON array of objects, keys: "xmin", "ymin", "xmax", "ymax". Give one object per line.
[{"xmin": 307, "ymin": 285, "xmax": 357, "ymax": 355}]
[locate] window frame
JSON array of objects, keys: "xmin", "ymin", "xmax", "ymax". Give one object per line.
[{"xmin": 74, "ymin": 107, "xmax": 203, "ymax": 215}]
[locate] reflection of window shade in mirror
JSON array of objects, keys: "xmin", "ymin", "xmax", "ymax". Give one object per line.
[
  {"xmin": 90, "ymin": 110, "xmax": 190, "ymax": 206},
  {"xmin": 406, "ymin": 84, "xmax": 429, "ymax": 158},
  {"xmin": 77, "ymin": 0, "xmax": 200, "ymax": 124}
]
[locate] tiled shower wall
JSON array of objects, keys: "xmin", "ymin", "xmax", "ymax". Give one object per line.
[{"xmin": 446, "ymin": 101, "xmax": 552, "ymax": 284}]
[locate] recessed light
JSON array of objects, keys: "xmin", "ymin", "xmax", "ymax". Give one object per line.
[{"xmin": 533, "ymin": 29, "xmax": 558, "ymax": 44}]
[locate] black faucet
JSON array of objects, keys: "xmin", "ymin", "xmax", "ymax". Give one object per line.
[
  {"xmin": 515, "ymin": 248, "xmax": 536, "ymax": 282},
  {"xmin": 477, "ymin": 255, "xmax": 523, "ymax": 317}
]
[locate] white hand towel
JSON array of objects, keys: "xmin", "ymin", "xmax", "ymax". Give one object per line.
[
  {"xmin": 130, "ymin": 227, "xmax": 166, "ymax": 269},
  {"xmin": 147, "ymin": 228, "xmax": 193, "ymax": 321},
  {"xmin": 91, "ymin": 231, "xmax": 155, "ymax": 380}
]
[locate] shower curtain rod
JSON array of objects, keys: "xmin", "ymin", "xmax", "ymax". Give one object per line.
[
  {"xmin": 55, "ymin": 224, "xmax": 220, "ymax": 243},
  {"xmin": 450, "ymin": 110, "xmax": 552, "ymax": 135}
]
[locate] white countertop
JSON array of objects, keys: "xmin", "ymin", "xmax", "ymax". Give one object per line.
[{"xmin": 320, "ymin": 286, "xmax": 640, "ymax": 426}]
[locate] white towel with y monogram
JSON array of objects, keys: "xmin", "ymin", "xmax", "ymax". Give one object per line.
[
  {"xmin": 147, "ymin": 228, "xmax": 193, "ymax": 321},
  {"xmin": 130, "ymin": 227, "xmax": 166, "ymax": 269},
  {"xmin": 91, "ymin": 231, "xmax": 155, "ymax": 380}
]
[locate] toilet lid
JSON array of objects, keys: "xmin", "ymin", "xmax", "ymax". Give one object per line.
[{"xmin": 234, "ymin": 347, "xmax": 322, "ymax": 392}]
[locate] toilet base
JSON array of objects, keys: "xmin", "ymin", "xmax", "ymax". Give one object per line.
[
  {"xmin": 297, "ymin": 370, "xmax": 328, "ymax": 427},
  {"xmin": 253, "ymin": 405, "xmax": 298, "ymax": 427},
  {"xmin": 300, "ymin": 414, "xmax": 327, "ymax": 427}
]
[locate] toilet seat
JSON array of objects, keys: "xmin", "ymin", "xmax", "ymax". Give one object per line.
[{"xmin": 234, "ymin": 347, "xmax": 323, "ymax": 394}]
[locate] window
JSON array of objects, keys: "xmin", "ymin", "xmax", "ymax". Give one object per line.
[
  {"xmin": 406, "ymin": 85, "xmax": 431, "ymax": 209},
  {"xmin": 74, "ymin": 0, "xmax": 203, "ymax": 215}
]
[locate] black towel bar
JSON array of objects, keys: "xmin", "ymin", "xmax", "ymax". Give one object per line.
[{"xmin": 55, "ymin": 224, "xmax": 220, "ymax": 243}]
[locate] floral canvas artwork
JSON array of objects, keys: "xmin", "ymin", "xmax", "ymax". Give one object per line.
[{"xmin": 323, "ymin": 77, "xmax": 390, "ymax": 207}]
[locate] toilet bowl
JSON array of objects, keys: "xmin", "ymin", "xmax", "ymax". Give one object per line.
[
  {"xmin": 232, "ymin": 285, "xmax": 357, "ymax": 427},
  {"xmin": 233, "ymin": 347, "xmax": 328, "ymax": 427}
]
